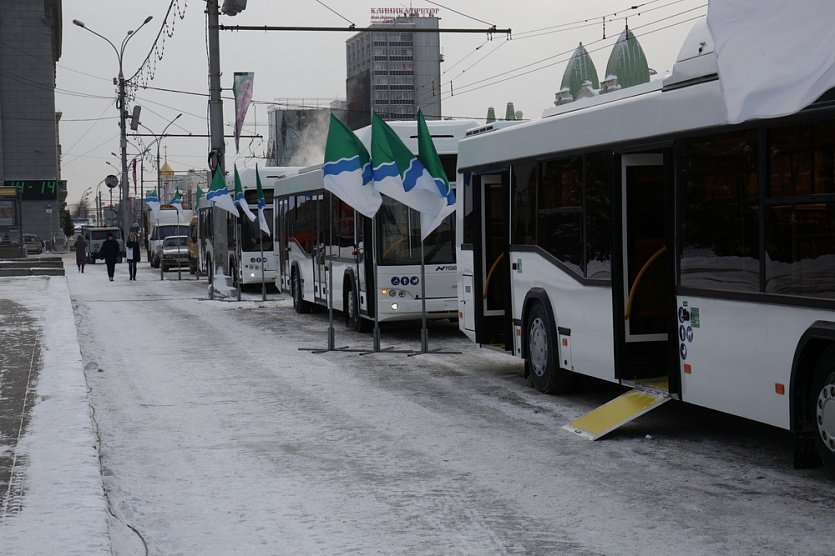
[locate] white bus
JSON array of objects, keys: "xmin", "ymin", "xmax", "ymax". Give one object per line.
[
  {"xmin": 456, "ymin": 20, "xmax": 835, "ymax": 474},
  {"xmin": 198, "ymin": 166, "xmax": 299, "ymax": 286},
  {"xmin": 275, "ymin": 118, "xmax": 478, "ymax": 329}
]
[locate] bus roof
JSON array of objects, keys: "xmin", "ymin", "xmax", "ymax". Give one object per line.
[
  {"xmin": 273, "ymin": 165, "xmax": 325, "ymax": 197},
  {"xmin": 457, "ymin": 20, "xmax": 726, "ymax": 171},
  {"xmin": 227, "ymin": 166, "xmax": 303, "ymax": 190},
  {"xmin": 274, "ymin": 118, "xmax": 481, "ymax": 198},
  {"xmin": 354, "ymin": 118, "xmax": 480, "ymax": 156}
]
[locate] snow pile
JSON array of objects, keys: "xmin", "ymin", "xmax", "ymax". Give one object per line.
[{"xmin": 209, "ymin": 267, "xmax": 235, "ymax": 299}]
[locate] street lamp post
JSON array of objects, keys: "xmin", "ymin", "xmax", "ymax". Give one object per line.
[
  {"xmin": 140, "ymin": 114, "xmax": 183, "ymax": 281},
  {"xmin": 73, "ymin": 15, "xmax": 153, "ymax": 246}
]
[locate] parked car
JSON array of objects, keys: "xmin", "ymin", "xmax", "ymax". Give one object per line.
[
  {"xmin": 160, "ymin": 235, "xmax": 189, "ymax": 271},
  {"xmin": 23, "ymin": 234, "xmax": 42, "ymax": 255}
]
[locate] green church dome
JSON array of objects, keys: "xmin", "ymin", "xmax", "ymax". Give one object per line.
[
  {"xmin": 604, "ymin": 28, "xmax": 650, "ymax": 90},
  {"xmin": 560, "ymin": 43, "xmax": 599, "ymax": 98}
]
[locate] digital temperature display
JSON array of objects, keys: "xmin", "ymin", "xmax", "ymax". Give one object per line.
[{"xmin": 4, "ymin": 180, "xmax": 60, "ymax": 200}]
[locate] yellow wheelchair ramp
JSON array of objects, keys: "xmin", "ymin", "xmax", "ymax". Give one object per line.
[{"xmin": 562, "ymin": 388, "xmax": 670, "ymax": 440}]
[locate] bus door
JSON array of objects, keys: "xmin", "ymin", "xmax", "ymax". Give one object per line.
[
  {"xmin": 474, "ymin": 173, "xmax": 511, "ymax": 347},
  {"xmin": 276, "ymin": 197, "xmax": 291, "ymax": 291},
  {"xmin": 313, "ymin": 193, "xmax": 329, "ymax": 305},
  {"xmin": 616, "ymin": 153, "xmax": 672, "ymax": 381}
]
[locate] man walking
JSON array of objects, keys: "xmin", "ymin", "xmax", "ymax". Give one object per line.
[{"xmin": 101, "ymin": 233, "xmax": 120, "ymax": 281}]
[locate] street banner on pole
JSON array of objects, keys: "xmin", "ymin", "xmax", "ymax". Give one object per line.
[{"xmin": 233, "ymin": 72, "xmax": 254, "ymax": 154}]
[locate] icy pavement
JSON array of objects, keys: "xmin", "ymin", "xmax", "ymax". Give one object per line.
[
  {"xmin": 3, "ymin": 254, "xmax": 835, "ymax": 555},
  {"xmin": 0, "ymin": 274, "xmax": 110, "ymax": 555}
]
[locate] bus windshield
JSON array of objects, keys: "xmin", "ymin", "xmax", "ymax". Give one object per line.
[
  {"xmin": 241, "ymin": 208, "xmax": 274, "ymax": 252},
  {"xmin": 377, "ymin": 198, "xmax": 454, "ymax": 265},
  {"xmin": 151, "ymin": 225, "xmax": 188, "ymax": 240}
]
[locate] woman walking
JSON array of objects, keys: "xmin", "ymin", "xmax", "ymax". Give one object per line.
[
  {"xmin": 73, "ymin": 234, "xmax": 87, "ymax": 273},
  {"xmin": 125, "ymin": 232, "xmax": 141, "ymax": 280}
]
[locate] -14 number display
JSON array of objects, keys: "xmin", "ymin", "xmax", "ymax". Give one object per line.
[{"xmin": 3, "ymin": 180, "xmax": 59, "ymax": 200}]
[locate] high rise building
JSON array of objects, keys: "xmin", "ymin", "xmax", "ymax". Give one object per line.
[
  {"xmin": 346, "ymin": 12, "xmax": 442, "ymax": 130},
  {"xmin": 0, "ymin": 0, "xmax": 65, "ymax": 247}
]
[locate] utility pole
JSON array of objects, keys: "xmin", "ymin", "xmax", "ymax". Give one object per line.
[{"xmin": 207, "ymin": 0, "xmax": 228, "ymax": 278}]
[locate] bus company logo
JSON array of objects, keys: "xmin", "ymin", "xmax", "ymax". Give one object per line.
[{"xmin": 434, "ymin": 265, "xmax": 457, "ymax": 272}]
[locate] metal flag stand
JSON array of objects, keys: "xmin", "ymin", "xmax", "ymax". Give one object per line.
[
  {"xmin": 406, "ymin": 221, "xmax": 460, "ymax": 357},
  {"xmin": 357, "ymin": 212, "xmax": 420, "ymax": 356},
  {"xmin": 302, "ymin": 196, "xmax": 370, "ymax": 354}
]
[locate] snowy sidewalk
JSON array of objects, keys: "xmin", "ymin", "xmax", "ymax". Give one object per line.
[{"xmin": 0, "ymin": 275, "xmax": 110, "ymax": 555}]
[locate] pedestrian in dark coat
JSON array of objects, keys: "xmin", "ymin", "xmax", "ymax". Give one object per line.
[
  {"xmin": 101, "ymin": 233, "xmax": 121, "ymax": 281},
  {"xmin": 125, "ymin": 232, "xmax": 141, "ymax": 280},
  {"xmin": 73, "ymin": 234, "xmax": 87, "ymax": 273}
]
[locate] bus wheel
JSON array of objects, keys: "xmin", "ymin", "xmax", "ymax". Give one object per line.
[
  {"xmin": 526, "ymin": 302, "xmax": 574, "ymax": 395},
  {"xmin": 813, "ymin": 348, "xmax": 835, "ymax": 475},
  {"xmin": 292, "ymin": 270, "xmax": 309, "ymax": 314},
  {"xmin": 345, "ymin": 280, "xmax": 368, "ymax": 332}
]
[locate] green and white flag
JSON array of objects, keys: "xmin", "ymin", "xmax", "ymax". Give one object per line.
[
  {"xmin": 323, "ymin": 114, "xmax": 381, "ymax": 218},
  {"xmin": 145, "ymin": 188, "xmax": 161, "ymax": 220},
  {"xmin": 233, "ymin": 165, "xmax": 256, "ymax": 222},
  {"xmin": 195, "ymin": 186, "xmax": 205, "ymax": 210},
  {"xmin": 206, "ymin": 167, "xmax": 238, "ymax": 215},
  {"xmin": 170, "ymin": 188, "xmax": 184, "ymax": 220},
  {"xmin": 255, "ymin": 164, "xmax": 271, "ymax": 236},
  {"xmin": 417, "ymin": 109, "xmax": 456, "ymax": 239},
  {"xmin": 371, "ymin": 112, "xmax": 445, "ymax": 220}
]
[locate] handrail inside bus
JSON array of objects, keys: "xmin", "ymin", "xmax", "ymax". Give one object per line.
[
  {"xmin": 483, "ymin": 252, "xmax": 505, "ymax": 300},
  {"xmin": 624, "ymin": 245, "xmax": 667, "ymax": 321}
]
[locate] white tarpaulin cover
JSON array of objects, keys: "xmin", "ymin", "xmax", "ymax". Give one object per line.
[{"xmin": 707, "ymin": 0, "xmax": 835, "ymax": 124}]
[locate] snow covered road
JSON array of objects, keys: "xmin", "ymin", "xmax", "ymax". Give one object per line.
[{"xmin": 9, "ymin": 254, "xmax": 835, "ymax": 555}]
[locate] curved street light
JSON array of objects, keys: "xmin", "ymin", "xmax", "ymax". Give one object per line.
[
  {"xmin": 73, "ymin": 15, "xmax": 153, "ymax": 245},
  {"xmin": 140, "ymin": 113, "xmax": 183, "ymax": 204},
  {"xmin": 140, "ymin": 113, "xmax": 183, "ymax": 281}
]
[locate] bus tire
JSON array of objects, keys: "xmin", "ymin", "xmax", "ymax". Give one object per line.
[
  {"xmin": 813, "ymin": 347, "xmax": 835, "ymax": 476},
  {"xmin": 526, "ymin": 302, "xmax": 574, "ymax": 395},
  {"xmin": 292, "ymin": 269, "xmax": 310, "ymax": 314},
  {"xmin": 345, "ymin": 278, "xmax": 368, "ymax": 332}
]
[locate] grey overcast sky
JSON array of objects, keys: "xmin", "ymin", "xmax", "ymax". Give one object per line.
[{"xmin": 57, "ymin": 0, "xmax": 708, "ymax": 206}]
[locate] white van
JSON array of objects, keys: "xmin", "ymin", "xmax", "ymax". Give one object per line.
[
  {"xmin": 148, "ymin": 209, "xmax": 192, "ymax": 268},
  {"xmin": 83, "ymin": 226, "xmax": 124, "ymax": 263}
]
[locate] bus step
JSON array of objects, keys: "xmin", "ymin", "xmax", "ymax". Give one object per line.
[{"xmin": 561, "ymin": 388, "xmax": 670, "ymax": 441}]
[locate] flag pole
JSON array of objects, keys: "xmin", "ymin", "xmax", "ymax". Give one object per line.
[
  {"xmin": 177, "ymin": 199, "xmax": 182, "ymax": 281},
  {"xmin": 327, "ymin": 196, "xmax": 335, "ymax": 350},
  {"xmin": 372, "ymin": 214, "xmax": 381, "ymax": 352},
  {"xmin": 259, "ymin": 226, "xmax": 266, "ymax": 301},
  {"xmin": 159, "ymin": 210, "xmax": 164, "ymax": 281},
  {"xmin": 236, "ymin": 218, "xmax": 241, "ymax": 301},
  {"xmin": 419, "ymin": 233, "xmax": 428, "ymax": 353},
  {"xmin": 156, "ymin": 212, "xmax": 161, "ymax": 281}
]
